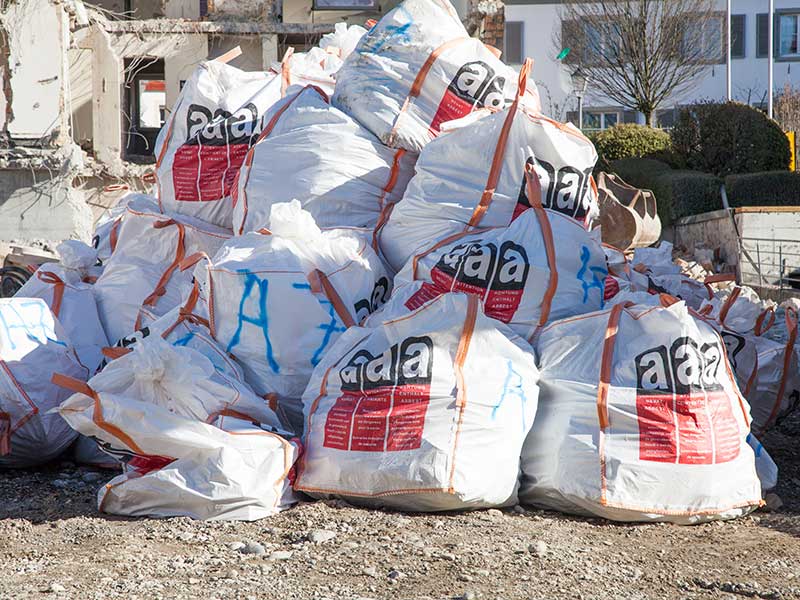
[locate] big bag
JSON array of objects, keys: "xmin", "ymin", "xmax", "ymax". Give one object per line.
[
  {"xmin": 332, "ymin": 0, "xmax": 540, "ymax": 153},
  {"xmin": 295, "ymin": 292, "xmax": 539, "ymax": 511},
  {"xmin": 699, "ymin": 285, "xmax": 777, "ymax": 338},
  {"xmin": 53, "ymin": 336, "xmax": 296, "ymax": 521},
  {"xmin": 520, "ymin": 298, "xmax": 762, "ymax": 523},
  {"xmin": 392, "ymin": 184, "xmax": 607, "ymax": 339},
  {"xmin": 154, "ymin": 44, "xmax": 348, "ymax": 229},
  {"xmin": 749, "ymin": 304, "xmax": 800, "ymax": 435},
  {"xmin": 15, "ymin": 253, "xmax": 108, "ymax": 372},
  {"xmin": 93, "ymin": 197, "xmax": 230, "ymax": 345},
  {"xmin": 379, "ymin": 60, "xmax": 598, "ymax": 271},
  {"xmin": 232, "ymin": 85, "xmax": 415, "ymax": 235},
  {"xmin": 0, "ymin": 298, "xmax": 87, "ymax": 468},
  {"xmin": 194, "ymin": 202, "xmax": 391, "ymax": 427}
]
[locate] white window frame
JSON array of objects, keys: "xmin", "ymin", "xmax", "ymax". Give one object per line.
[{"xmin": 779, "ymin": 12, "xmax": 800, "ymax": 58}]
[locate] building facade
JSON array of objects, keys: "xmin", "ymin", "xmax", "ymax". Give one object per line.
[{"xmin": 503, "ymin": 0, "xmax": 800, "ymax": 129}]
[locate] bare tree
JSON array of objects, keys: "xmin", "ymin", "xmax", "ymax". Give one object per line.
[
  {"xmin": 558, "ymin": 0, "xmax": 721, "ymax": 126},
  {"xmin": 775, "ymin": 83, "xmax": 800, "ymax": 133}
]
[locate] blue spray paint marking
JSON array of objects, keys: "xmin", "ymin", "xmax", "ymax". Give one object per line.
[
  {"xmin": 0, "ymin": 301, "xmax": 66, "ymax": 349},
  {"xmin": 172, "ymin": 332, "xmax": 195, "ymax": 347},
  {"xmin": 292, "ymin": 283, "xmax": 347, "ymax": 367},
  {"xmin": 226, "ymin": 271, "xmax": 280, "ymax": 373},
  {"xmin": 492, "ymin": 360, "xmax": 528, "ymax": 431},
  {"xmin": 365, "ymin": 21, "xmax": 412, "ymax": 53},
  {"xmin": 746, "ymin": 433, "xmax": 764, "ymax": 457},
  {"xmin": 576, "ymin": 245, "xmax": 608, "ymax": 307}
]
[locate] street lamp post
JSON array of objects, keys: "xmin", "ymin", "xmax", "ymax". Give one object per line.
[
  {"xmin": 726, "ymin": 0, "xmax": 731, "ymax": 101},
  {"xmin": 768, "ymin": 0, "xmax": 774, "ymax": 119},
  {"xmin": 571, "ymin": 67, "xmax": 589, "ymax": 129}
]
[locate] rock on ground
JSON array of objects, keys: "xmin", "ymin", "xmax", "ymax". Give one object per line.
[{"xmin": 0, "ymin": 414, "xmax": 799, "ymax": 599}]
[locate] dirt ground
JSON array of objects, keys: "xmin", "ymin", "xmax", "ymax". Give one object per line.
[{"xmin": 1, "ymin": 413, "xmax": 799, "ymax": 600}]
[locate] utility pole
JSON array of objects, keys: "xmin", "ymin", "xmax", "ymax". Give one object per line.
[
  {"xmin": 726, "ymin": 0, "xmax": 732, "ymax": 101},
  {"xmin": 769, "ymin": 0, "xmax": 774, "ymax": 118}
]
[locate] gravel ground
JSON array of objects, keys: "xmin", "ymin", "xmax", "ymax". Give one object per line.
[{"xmin": 1, "ymin": 413, "xmax": 799, "ymax": 600}]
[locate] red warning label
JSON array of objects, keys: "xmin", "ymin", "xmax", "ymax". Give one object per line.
[
  {"xmin": 634, "ymin": 338, "xmax": 740, "ymax": 465},
  {"xmin": 171, "ymin": 143, "xmax": 249, "ymax": 202},
  {"xmin": 323, "ymin": 337, "xmax": 433, "ymax": 452}
]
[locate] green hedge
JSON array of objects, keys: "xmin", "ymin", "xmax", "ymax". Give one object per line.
[
  {"xmin": 671, "ymin": 102, "xmax": 791, "ymax": 176},
  {"xmin": 725, "ymin": 171, "xmax": 800, "ymax": 207},
  {"xmin": 660, "ymin": 171, "xmax": 724, "ymax": 223},
  {"xmin": 593, "ymin": 124, "xmax": 672, "ymax": 163},
  {"xmin": 609, "ymin": 159, "xmax": 723, "ymax": 225}
]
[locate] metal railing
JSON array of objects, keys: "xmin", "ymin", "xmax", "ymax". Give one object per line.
[{"xmin": 739, "ymin": 236, "xmax": 800, "ymax": 300}]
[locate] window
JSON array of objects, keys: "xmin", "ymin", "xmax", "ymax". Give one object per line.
[
  {"xmin": 504, "ymin": 21, "xmax": 524, "ymax": 65},
  {"xmin": 656, "ymin": 108, "xmax": 677, "ymax": 129},
  {"xmin": 757, "ymin": 13, "xmax": 769, "ymax": 58},
  {"xmin": 567, "ymin": 110, "xmax": 621, "ymax": 131},
  {"xmin": 561, "ymin": 19, "xmax": 621, "ymax": 65},
  {"xmin": 779, "ymin": 13, "xmax": 800, "ymax": 57},
  {"xmin": 682, "ymin": 14, "xmax": 725, "ymax": 63},
  {"xmin": 731, "ymin": 14, "xmax": 746, "ymax": 58},
  {"xmin": 123, "ymin": 57, "xmax": 165, "ymax": 161}
]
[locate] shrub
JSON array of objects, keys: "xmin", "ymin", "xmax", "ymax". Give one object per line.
[
  {"xmin": 608, "ymin": 157, "xmax": 672, "ymax": 190},
  {"xmin": 609, "ymin": 158, "xmax": 722, "ymax": 225},
  {"xmin": 660, "ymin": 171, "xmax": 724, "ymax": 223},
  {"xmin": 671, "ymin": 102, "xmax": 791, "ymax": 176},
  {"xmin": 593, "ymin": 124, "xmax": 672, "ymax": 163},
  {"xmin": 642, "ymin": 149, "xmax": 688, "ymax": 170},
  {"xmin": 725, "ymin": 171, "xmax": 800, "ymax": 207}
]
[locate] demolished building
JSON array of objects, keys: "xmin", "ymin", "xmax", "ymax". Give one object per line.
[{"xmin": 0, "ymin": 0, "xmax": 505, "ymax": 246}]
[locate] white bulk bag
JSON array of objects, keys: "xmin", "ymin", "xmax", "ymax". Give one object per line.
[
  {"xmin": 196, "ymin": 202, "xmax": 391, "ymax": 422},
  {"xmin": 332, "ymin": 0, "xmax": 540, "ymax": 153},
  {"xmin": 295, "ymin": 292, "xmax": 539, "ymax": 511},
  {"xmin": 153, "ymin": 60, "xmax": 276, "ymax": 228},
  {"xmin": 93, "ymin": 197, "xmax": 230, "ymax": 344},
  {"xmin": 379, "ymin": 60, "xmax": 598, "ymax": 271},
  {"xmin": 14, "ymin": 263, "xmax": 108, "ymax": 372},
  {"xmin": 92, "ymin": 193, "xmax": 137, "ymax": 265},
  {"xmin": 54, "ymin": 240, "xmax": 103, "ymax": 282},
  {"xmin": 747, "ymin": 433, "xmax": 778, "ymax": 492},
  {"xmin": 0, "ymin": 299, "xmax": 87, "ymax": 468},
  {"xmin": 392, "ymin": 206, "xmax": 607, "ymax": 339},
  {"xmin": 631, "ymin": 242, "xmax": 680, "ymax": 277},
  {"xmin": 232, "ymin": 85, "xmax": 416, "ymax": 235},
  {"xmin": 749, "ymin": 304, "xmax": 800, "ymax": 434},
  {"xmin": 716, "ymin": 327, "xmax": 760, "ymax": 399},
  {"xmin": 319, "ymin": 22, "xmax": 367, "ymax": 60},
  {"xmin": 154, "ymin": 40, "xmax": 356, "ymax": 229},
  {"xmin": 521, "ymin": 299, "xmax": 762, "ymax": 523},
  {"xmin": 699, "ymin": 285, "xmax": 777, "ymax": 337},
  {"xmin": 647, "ymin": 273, "xmax": 712, "ymax": 311},
  {"xmin": 53, "ymin": 340, "xmax": 297, "ymax": 521}
]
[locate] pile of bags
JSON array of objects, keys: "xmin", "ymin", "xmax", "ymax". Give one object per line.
[{"xmin": 2, "ymin": 0, "xmax": 793, "ymax": 525}]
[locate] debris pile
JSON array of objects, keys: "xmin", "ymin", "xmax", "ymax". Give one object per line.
[{"xmin": 2, "ymin": 0, "xmax": 797, "ymax": 524}]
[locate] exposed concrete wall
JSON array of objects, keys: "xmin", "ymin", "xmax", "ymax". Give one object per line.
[
  {"xmin": 0, "ymin": 170, "xmax": 93, "ymax": 244},
  {"xmin": 209, "ymin": 35, "xmax": 264, "ymax": 71},
  {"xmin": 133, "ymin": 0, "xmax": 166, "ymax": 18},
  {"xmin": 68, "ymin": 47, "xmax": 94, "ymax": 149},
  {"xmin": 164, "ymin": 0, "xmax": 200, "ymax": 19},
  {"xmin": 90, "ymin": 26, "xmax": 124, "ymax": 172},
  {"xmin": 261, "ymin": 34, "xmax": 278, "ymax": 70},
  {"xmin": 209, "ymin": 0, "xmax": 268, "ymax": 20},
  {"xmin": 674, "ymin": 210, "xmax": 739, "ymax": 267},
  {"xmin": 0, "ymin": 0, "xmax": 68, "ymax": 143}
]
